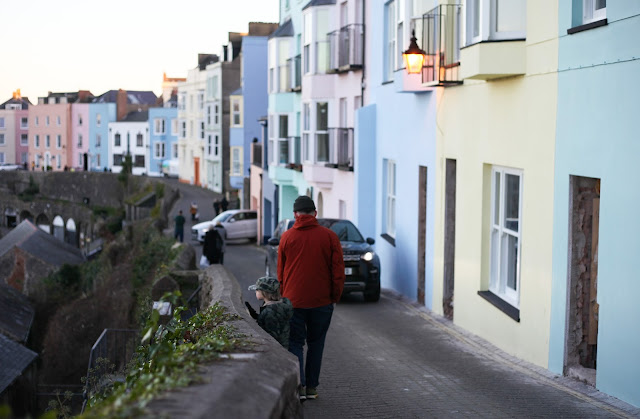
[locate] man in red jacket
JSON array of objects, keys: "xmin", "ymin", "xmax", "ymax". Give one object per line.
[{"xmin": 277, "ymin": 195, "xmax": 345, "ymax": 400}]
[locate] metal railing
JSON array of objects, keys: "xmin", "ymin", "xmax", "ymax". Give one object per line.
[
  {"xmin": 326, "ymin": 128, "xmax": 354, "ymax": 170},
  {"xmin": 329, "ymin": 24, "xmax": 364, "ymax": 72},
  {"xmin": 84, "ymin": 328, "xmax": 139, "ymax": 393},
  {"xmin": 415, "ymin": 4, "xmax": 462, "ymax": 85}
]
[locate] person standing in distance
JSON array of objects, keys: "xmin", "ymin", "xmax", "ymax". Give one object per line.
[
  {"xmin": 277, "ymin": 195, "xmax": 345, "ymax": 400},
  {"xmin": 174, "ymin": 210, "xmax": 186, "ymax": 242}
]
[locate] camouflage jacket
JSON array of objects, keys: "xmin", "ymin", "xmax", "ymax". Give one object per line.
[{"xmin": 257, "ymin": 298, "xmax": 293, "ymax": 348}]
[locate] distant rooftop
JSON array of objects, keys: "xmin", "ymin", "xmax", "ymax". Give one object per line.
[
  {"xmin": 270, "ymin": 19, "xmax": 293, "ymax": 38},
  {"xmin": 121, "ymin": 110, "xmax": 149, "ymax": 122},
  {"xmin": 303, "ymin": 0, "xmax": 336, "ymax": 11},
  {"xmin": 0, "ymin": 333, "xmax": 37, "ymax": 394},
  {"xmin": 0, "ymin": 220, "xmax": 85, "ymax": 267},
  {"xmin": 93, "ymin": 90, "xmax": 158, "ymax": 105},
  {"xmin": 0, "ymin": 282, "xmax": 34, "ymax": 343}
]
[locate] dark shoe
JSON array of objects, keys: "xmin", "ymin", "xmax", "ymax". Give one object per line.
[
  {"xmin": 306, "ymin": 387, "xmax": 318, "ymax": 399},
  {"xmin": 298, "ymin": 386, "xmax": 306, "ymax": 401}
]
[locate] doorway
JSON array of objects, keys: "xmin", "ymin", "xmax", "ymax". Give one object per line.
[
  {"xmin": 443, "ymin": 159, "xmax": 456, "ymax": 320},
  {"xmin": 194, "ymin": 157, "xmax": 200, "ymax": 186},
  {"xmin": 417, "ymin": 166, "xmax": 427, "ymax": 305},
  {"xmin": 565, "ymin": 176, "xmax": 600, "ymax": 384}
]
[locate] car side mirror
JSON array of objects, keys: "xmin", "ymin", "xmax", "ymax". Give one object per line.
[
  {"xmin": 268, "ymin": 237, "xmax": 280, "ymax": 246},
  {"xmin": 366, "ymin": 237, "xmax": 375, "ymax": 245},
  {"xmin": 228, "ymin": 218, "xmax": 236, "ymax": 223}
]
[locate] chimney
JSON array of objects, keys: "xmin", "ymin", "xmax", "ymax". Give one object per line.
[{"xmin": 117, "ymin": 89, "xmax": 128, "ymax": 121}]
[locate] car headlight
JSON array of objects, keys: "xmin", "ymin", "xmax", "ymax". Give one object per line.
[{"xmin": 361, "ymin": 251, "xmax": 374, "ymax": 262}]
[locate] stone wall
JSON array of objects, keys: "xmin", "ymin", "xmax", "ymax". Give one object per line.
[{"xmin": 145, "ymin": 265, "xmax": 302, "ymax": 419}]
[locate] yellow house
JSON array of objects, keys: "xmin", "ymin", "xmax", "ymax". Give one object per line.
[{"xmin": 432, "ymin": 0, "xmax": 558, "ymax": 368}]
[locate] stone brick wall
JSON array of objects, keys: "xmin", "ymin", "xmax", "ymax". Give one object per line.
[{"xmin": 145, "ymin": 265, "xmax": 302, "ymax": 418}]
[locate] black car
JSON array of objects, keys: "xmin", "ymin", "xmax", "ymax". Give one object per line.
[{"xmin": 265, "ymin": 218, "xmax": 381, "ymax": 302}]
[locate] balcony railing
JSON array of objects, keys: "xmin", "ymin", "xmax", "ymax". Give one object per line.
[
  {"xmin": 287, "ymin": 54, "xmax": 302, "ymax": 91},
  {"xmin": 416, "ymin": 4, "xmax": 462, "ymax": 85},
  {"xmin": 328, "ymin": 24, "xmax": 364, "ymax": 73},
  {"xmin": 325, "ymin": 128, "xmax": 354, "ymax": 171},
  {"xmin": 251, "ymin": 142, "xmax": 262, "ymax": 167}
]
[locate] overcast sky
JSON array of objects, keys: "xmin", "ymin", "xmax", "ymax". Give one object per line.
[{"xmin": 2, "ymin": 0, "xmax": 279, "ymax": 102}]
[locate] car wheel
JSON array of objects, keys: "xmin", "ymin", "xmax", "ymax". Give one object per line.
[{"xmin": 363, "ymin": 283, "xmax": 380, "ymax": 302}]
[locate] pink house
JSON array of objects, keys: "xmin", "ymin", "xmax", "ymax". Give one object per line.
[
  {"xmin": 71, "ymin": 103, "xmax": 90, "ymax": 170},
  {"xmin": 28, "ymin": 91, "xmax": 92, "ymax": 171},
  {"xmin": 0, "ymin": 91, "xmax": 31, "ymax": 165}
]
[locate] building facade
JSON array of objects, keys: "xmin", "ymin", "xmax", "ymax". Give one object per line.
[
  {"xmin": 70, "ymin": 103, "xmax": 90, "ymax": 170},
  {"xmin": 108, "ymin": 111, "xmax": 149, "ymax": 175},
  {"xmin": 549, "ymin": 0, "xmax": 640, "ymax": 407},
  {"xmin": 0, "ymin": 92, "xmax": 31, "ymax": 166},
  {"xmin": 148, "ymin": 107, "xmax": 178, "ymax": 177},
  {"xmin": 267, "ymin": 2, "xmax": 307, "ymax": 223},
  {"xmin": 88, "ymin": 102, "xmax": 116, "ymax": 171},
  {"xmin": 179, "ymin": 55, "xmax": 217, "ymax": 186}
]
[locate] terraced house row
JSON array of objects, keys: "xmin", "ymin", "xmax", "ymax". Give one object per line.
[
  {"xmin": 244, "ymin": 0, "xmax": 638, "ymax": 409},
  {"xmin": 1, "ymin": 0, "xmax": 637, "ymax": 408},
  {"xmin": 0, "ymin": 85, "xmax": 183, "ymax": 176}
]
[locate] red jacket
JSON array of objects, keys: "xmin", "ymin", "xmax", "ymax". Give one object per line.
[{"xmin": 278, "ymin": 215, "xmax": 345, "ymax": 308}]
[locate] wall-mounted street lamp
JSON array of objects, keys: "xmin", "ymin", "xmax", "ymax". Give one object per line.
[{"xmin": 403, "ymin": 30, "xmax": 426, "ymax": 75}]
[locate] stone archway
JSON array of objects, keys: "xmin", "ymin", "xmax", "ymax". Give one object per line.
[
  {"xmin": 4, "ymin": 207, "xmax": 17, "ymax": 228},
  {"xmin": 35, "ymin": 213, "xmax": 50, "ymax": 233},
  {"xmin": 53, "ymin": 215, "xmax": 65, "ymax": 241},
  {"xmin": 20, "ymin": 210, "xmax": 33, "ymax": 223},
  {"xmin": 65, "ymin": 218, "xmax": 77, "ymax": 247}
]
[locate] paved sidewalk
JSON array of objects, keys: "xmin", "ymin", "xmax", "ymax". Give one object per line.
[{"xmin": 302, "ymin": 290, "xmax": 640, "ymax": 419}]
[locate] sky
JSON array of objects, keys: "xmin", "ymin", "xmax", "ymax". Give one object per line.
[{"xmin": 2, "ymin": 0, "xmax": 280, "ymax": 102}]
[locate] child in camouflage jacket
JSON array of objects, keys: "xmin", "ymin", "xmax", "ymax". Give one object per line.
[{"xmin": 246, "ymin": 277, "xmax": 293, "ymax": 348}]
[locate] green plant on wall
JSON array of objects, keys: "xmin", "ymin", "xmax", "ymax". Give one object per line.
[
  {"xmin": 18, "ymin": 175, "xmax": 39, "ymax": 201},
  {"xmin": 81, "ymin": 298, "xmax": 247, "ymax": 418}
]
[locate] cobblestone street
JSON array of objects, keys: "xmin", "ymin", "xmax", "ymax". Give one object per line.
[{"xmin": 223, "ymin": 242, "xmax": 640, "ymax": 419}]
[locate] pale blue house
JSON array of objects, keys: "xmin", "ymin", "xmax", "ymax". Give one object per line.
[
  {"xmin": 148, "ymin": 107, "xmax": 178, "ymax": 177},
  {"xmin": 88, "ymin": 103, "xmax": 116, "ymax": 171},
  {"xmin": 355, "ymin": 0, "xmax": 447, "ymax": 307},
  {"xmin": 549, "ymin": 1, "xmax": 640, "ymax": 408},
  {"xmin": 267, "ymin": 3, "xmax": 307, "ymax": 224}
]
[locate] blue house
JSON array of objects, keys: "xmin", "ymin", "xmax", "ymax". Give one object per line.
[
  {"xmin": 549, "ymin": 1, "xmax": 640, "ymax": 407},
  {"xmin": 355, "ymin": 0, "xmax": 442, "ymax": 307},
  {"xmin": 88, "ymin": 103, "xmax": 116, "ymax": 171},
  {"xmin": 148, "ymin": 106, "xmax": 178, "ymax": 177}
]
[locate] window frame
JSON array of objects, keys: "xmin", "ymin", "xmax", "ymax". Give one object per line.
[
  {"xmin": 466, "ymin": 0, "xmax": 526, "ymax": 45},
  {"xmin": 231, "ymin": 98, "xmax": 243, "ymax": 127},
  {"xmin": 154, "ymin": 118, "xmax": 166, "ymax": 135},
  {"xmin": 154, "ymin": 142, "xmax": 166, "ymax": 159},
  {"xmin": 315, "ymin": 102, "xmax": 329, "ymax": 163},
  {"xmin": 583, "ymin": 0, "xmax": 606, "ymax": 24},
  {"xmin": 230, "ymin": 146, "xmax": 243, "ymax": 175},
  {"xmin": 384, "ymin": 159, "xmax": 396, "ymax": 238},
  {"xmin": 489, "ymin": 166, "xmax": 524, "ymax": 308},
  {"xmin": 384, "ymin": 0, "xmax": 397, "ymax": 81}
]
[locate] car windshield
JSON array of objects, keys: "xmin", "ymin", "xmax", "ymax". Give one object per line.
[
  {"xmin": 211, "ymin": 212, "xmax": 234, "ymax": 223},
  {"xmin": 317, "ymin": 219, "xmax": 365, "ymax": 243}
]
